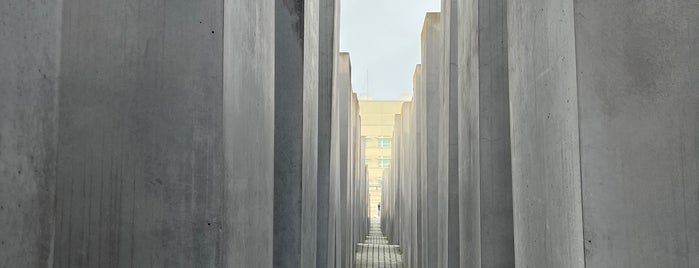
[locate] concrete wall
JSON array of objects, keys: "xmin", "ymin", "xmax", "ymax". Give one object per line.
[
  {"xmin": 457, "ymin": 0, "xmax": 516, "ymax": 267},
  {"xmin": 53, "ymin": 0, "xmax": 277, "ymax": 267},
  {"xmin": 316, "ymin": 0, "xmax": 340, "ymax": 267},
  {"xmin": 508, "ymin": 0, "xmax": 584, "ymax": 266},
  {"xmin": 575, "ymin": 1, "xmax": 699, "ymax": 266},
  {"xmin": 509, "ymin": 0, "xmax": 699, "ymax": 267},
  {"xmin": 0, "ymin": 1, "xmax": 60, "ymax": 266},
  {"xmin": 413, "ymin": 64, "xmax": 424, "ymax": 268},
  {"xmin": 336, "ymin": 52, "xmax": 352, "ymax": 268},
  {"xmin": 457, "ymin": 0, "xmax": 481, "ymax": 265},
  {"xmin": 420, "ymin": 12, "xmax": 443, "ymax": 268},
  {"xmin": 224, "ymin": 1, "xmax": 275, "ymax": 266},
  {"xmin": 274, "ymin": 0, "xmax": 319, "ymax": 266},
  {"xmin": 55, "ymin": 1, "xmax": 227, "ymax": 267},
  {"xmin": 477, "ymin": 0, "xmax": 515, "ymax": 266},
  {"xmin": 438, "ymin": 0, "xmax": 460, "ymax": 267}
]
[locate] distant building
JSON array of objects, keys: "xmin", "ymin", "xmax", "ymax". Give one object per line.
[{"xmin": 359, "ymin": 100, "xmax": 405, "ymax": 217}]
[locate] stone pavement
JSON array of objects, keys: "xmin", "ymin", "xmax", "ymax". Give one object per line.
[{"xmin": 355, "ymin": 217, "xmax": 403, "ymax": 268}]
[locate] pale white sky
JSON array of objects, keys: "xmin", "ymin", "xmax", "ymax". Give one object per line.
[{"xmin": 340, "ymin": 0, "xmax": 440, "ymax": 100}]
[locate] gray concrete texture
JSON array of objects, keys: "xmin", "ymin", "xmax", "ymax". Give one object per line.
[
  {"xmin": 413, "ymin": 64, "xmax": 424, "ymax": 268},
  {"xmin": 57, "ymin": 0, "xmax": 223, "ymax": 267},
  {"xmin": 420, "ymin": 12, "xmax": 443, "ymax": 268},
  {"xmin": 2, "ymin": 0, "xmax": 357, "ymax": 267},
  {"xmin": 0, "ymin": 1, "xmax": 60, "ymax": 266},
  {"xmin": 457, "ymin": 0, "xmax": 516, "ymax": 266},
  {"xmin": 51, "ymin": 1, "xmax": 276, "ymax": 267},
  {"xmin": 438, "ymin": 0, "xmax": 461, "ymax": 267},
  {"xmin": 316, "ymin": 0, "xmax": 340, "ymax": 267},
  {"xmin": 574, "ymin": 1, "xmax": 699, "ymax": 266},
  {"xmin": 274, "ymin": 0, "xmax": 319, "ymax": 266},
  {"xmin": 336, "ymin": 52, "xmax": 355, "ymax": 268},
  {"xmin": 508, "ymin": 0, "xmax": 699, "ymax": 267}
]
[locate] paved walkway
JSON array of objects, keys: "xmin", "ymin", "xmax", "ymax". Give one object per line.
[{"xmin": 355, "ymin": 217, "xmax": 403, "ymax": 268}]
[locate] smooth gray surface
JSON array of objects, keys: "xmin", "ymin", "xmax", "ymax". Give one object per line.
[
  {"xmin": 438, "ymin": 0, "xmax": 460, "ymax": 267},
  {"xmin": 420, "ymin": 12, "xmax": 442, "ymax": 268},
  {"xmin": 336, "ymin": 52, "xmax": 352, "ymax": 268},
  {"xmin": 457, "ymin": 0, "xmax": 481, "ymax": 265},
  {"xmin": 317, "ymin": 0, "xmax": 339, "ymax": 267},
  {"xmin": 507, "ymin": 0, "xmax": 585, "ymax": 266},
  {"xmin": 328, "ymin": 49, "xmax": 342, "ymax": 268},
  {"xmin": 0, "ymin": 1, "xmax": 60, "ymax": 266},
  {"xmin": 224, "ymin": 0, "xmax": 275, "ymax": 266},
  {"xmin": 274, "ymin": 0, "xmax": 319, "ymax": 266},
  {"xmin": 403, "ymin": 103, "xmax": 416, "ymax": 268},
  {"xmin": 476, "ymin": 0, "xmax": 516, "ymax": 266},
  {"xmin": 575, "ymin": 1, "xmax": 699, "ymax": 266},
  {"xmin": 55, "ymin": 0, "xmax": 229, "ymax": 267},
  {"xmin": 412, "ymin": 64, "xmax": 424, "ymax": 268}
]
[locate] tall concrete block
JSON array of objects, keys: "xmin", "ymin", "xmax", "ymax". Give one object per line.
[
  {"xmin": 317, "ymin": 0, "xmax": 340, "ymax": 267},
  {"xmin": 508, "ymin": 0, "xmax": 584, "ymax": 266},
  {"xmin": 412, "ymin": 64, "xmax": 424, "ymax": 268},
  {"xmin": 509, "ymin": 0, "xmax": 698, "ymax": 267},
  {"xmin": 348, "ymin": 92, "xmax": 361, "ymax": 268},
  {"xmin": 328, "ymin": 50, "xmax": 343, "ymax": 268},
  {"xmin": 0, "ymin": 1, "xmax": 60, "ymax": 266},
  {"xmin": 457, "ymin": 0, "xmax": 515, "ymax": 266},
  {"xmin": 57, "ymin": 2, "xmax": 227, "ymax": 267},
  {"xmin": 336, "ymin": 52, "xmax": 352, "ymax": 268},
  {"xmin": 438, "ymin": 0, "xmax": 461, "ymax": 267},
  {"xmin": 420, "ymin": 12, "xmax": 443, "ymax": 268},
  {"xmin": 402, "ymin": 103, "xmax": 416, "ymax": 268},
  {"xmin": 55, "ymin": 0, "xmax": 275, "ymax": 267},
  {"xmin": 274, "ymin": 0, "xmax": 319, "ymax": 266},
  {"xmin": 574, "ymin": 1, "xmax": 699, "ymax": 266},
  {"xmin": 225, "ymin": 1, "xmax": 275, "ymax": 266}
]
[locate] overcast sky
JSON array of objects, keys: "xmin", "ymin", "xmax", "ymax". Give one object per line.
[{"xmin": 340, "ymin": 0, "xmax": 440, "ymax": 100}]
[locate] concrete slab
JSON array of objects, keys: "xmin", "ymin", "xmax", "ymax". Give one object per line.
[
  {"xmin": 420, "ymin": 12, "xmax": 443, "ymax": 268},
  {"xmin": 508, "ymin": 0, "xmax": 589, "ymax": 266},
  {"xmin": 0, "ymin": 1, "xmax": 60, "ymax": 266},
  {"xmin": 509, "ymin": 1, "xmax": 699, "ymax": 267},
  {"xmin": 53, "ymin": 1, "xmax": 270, "ymax": 267},
  {"xmin": 274, "ymin": 0, "xmax": 319, "ymax": 266},
  {"xmin": 224, "ymin": 1, "xmax": 275, "ymax": 266},
  {"xmin": 316, "ymin": 1, "xmax": 339, "ymax": 267},
  {"xmin": 336, "ymin": 52, "xmax": 352, "ymax": 268},
  {"xmin": 458, "ymin": 0, "xmax": 515, "ymax": 267},
  {"xmin": 575, "ymin": 1, "xmax": 699, "ymax": 266},
  {"xmin": 438, "ymin": 1, "xmax": 461, "ymax": 267},
  {"xmin": 412, "ymin": 64, "xmax": 424, "ymax": 268}
]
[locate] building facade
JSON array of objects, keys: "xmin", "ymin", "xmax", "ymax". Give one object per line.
[{"xmin": 358, "ymin": 100, "xmax": 405, "ymax": 217}]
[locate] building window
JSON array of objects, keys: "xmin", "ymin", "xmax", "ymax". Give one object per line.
[
  {"xmin": 378, "ymin": 137, "xmax": 391, "ymax": 148},
  {"xmin": 378, "ymin": 156, "xmax": 391, "ymax": 168}
]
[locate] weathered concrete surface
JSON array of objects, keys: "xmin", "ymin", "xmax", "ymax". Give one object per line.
[
  {"xmin": 458, "ymin": 0, "xmax": 515, "ymax": 267},
  {"xmin": 438, "ymin": 1, "xmax": 460, "ymax": 267},
  {"xmin": 420, "ymin": 12, "xmax": 443, "ymax": 268},
  {"xmin": 0, "ymin": 1, "xmax": 60, "ymax": 266},
  {"xmin": 575, "ymin": 1, "xmax": 699, "ymax": 266},
  {"xmin": 317, "ymin": 0, "xmax": 340, "ymax": 267},
  {"xmin": 458, "ymin": 0, "xmax": 482, "ymax": 266},
  {"xmin": 274, "ymin": 0, "xmax": 319, "ymax": 266},
  {"xmin": 336, "ymin": 52, "xmax": 352, "ymax": 268},
  {"xmin": 224, "ymin": 0, "xmax": 275, "ymax": 266},
  {"xmin": 412, "ymin": 64, "xmax": 424, "ymax": 268},
  {"xmin": 54, "ymin": 0, "xmax": 255, "ymax": 266},
  {"xmin": 507, "ymin": 0, "xmax": 585, "ymax": 266},
  {"xmin": 509, "ymin": 1, "xmax": 699, "ymax": 267},
  {"xmin": 476, "ymin": 0, "xmax": 515, "ymax": 266}
]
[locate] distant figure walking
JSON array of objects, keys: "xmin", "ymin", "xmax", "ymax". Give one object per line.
[{"xmin": 377, "ymin": 203, "xmax": 381, "ymax": 217}]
